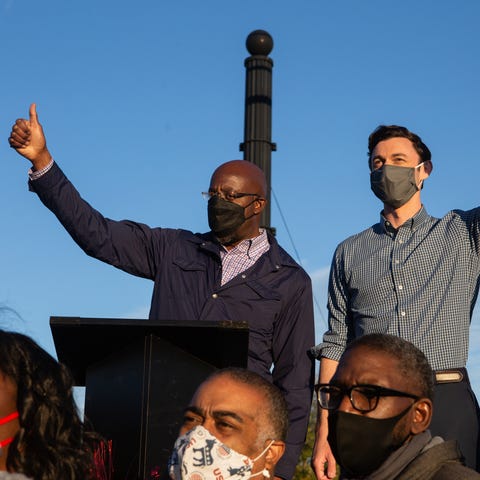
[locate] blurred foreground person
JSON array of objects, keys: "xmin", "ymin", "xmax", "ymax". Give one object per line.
[
  {"xmin": 169, "ymin": 368, "xmax": 288, "ymax": 479},
  {"xmin": 0, "ymin": 328, "xmax": 104, "ymax": 480},
  {"xmin": 315, "ymin": 334, "xmax": 480, "ymax": 479}
]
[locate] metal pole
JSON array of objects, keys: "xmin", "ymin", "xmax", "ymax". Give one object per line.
[{"xmin": 240, "ymin": 30, "xmax": 276, "ymax": 234}]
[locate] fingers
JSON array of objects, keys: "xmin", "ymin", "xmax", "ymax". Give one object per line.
[
  {"xmin": 311, "ymin": 441, "xmax": 337, "ymax": 480},
  {"xmin": 8, "ymin": 119, "xmax": 31, "ymax": 149},
  {"xmin": 312, "ymin": 460, "xmax": 337, "ymax": 480},
  {"xmin": 29, "ymin": 103, "xmax": 38, "ymax": 125},
  {"xmin": 326, "ymin": 452, "xmax": 337, "ymax": 479}
]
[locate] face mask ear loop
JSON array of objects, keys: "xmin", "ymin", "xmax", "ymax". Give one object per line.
[
  {"xmin": 249, "ymin": 440, "xmax": 276, "ymax": 478},
  {"xmin": 415, "ymin": 161, "xmax": 426, "ymax": 189},
  {"xmin": 251, "ymin": 440, "xmax": 275, "ymax": 462},
  {"xmin": 249, "ymin": 468, "xmax": 271, "ymax": 479}
]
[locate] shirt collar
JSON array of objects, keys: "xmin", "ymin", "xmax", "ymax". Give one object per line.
[
  {"xmin": 380, "ymin": 205, "xmax": 429, "ymax": 235},
  {"xmin": 220, "ymin": 229, "xmax": 269, "ymax": 257}
]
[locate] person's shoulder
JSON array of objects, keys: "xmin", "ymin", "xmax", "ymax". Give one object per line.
[
  {"xmin": 334, "ymin": 222, "xmax": 381, "ymax": 252},
  {"xmin": 448, "ymin": 206, "xmax": 480, "ymax": 221},
  {"xmin": 270, "ymin": 237, "xmax": 302, "ymax": 267},
  {"xmin": 406, "ymin": 440, "xmax": 480, "ymax": 480},
  {"xmin": 156, "ymin": 227, "xmax": 206, "ymax": 241},
  {"xmin": 269, "ymin": 237, "xmax": 311, "ymax": 278}
]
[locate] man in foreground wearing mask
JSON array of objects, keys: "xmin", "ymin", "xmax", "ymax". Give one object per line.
[
  {"xmin": 316, "ymin": 333, "xmax": 480, "ymax": 479},
  {"xmin": 312, "ymin": 125, "xmax": 480, "ymax": 478},
  {"xmin": 8, "ymin": 104, "xmax": 314, "ymax": 480},
  {"xmin": 169, "ymin": 367, "xmax": 288, "ymax": 479}
]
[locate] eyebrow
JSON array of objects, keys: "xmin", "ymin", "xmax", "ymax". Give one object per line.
[
  {"xmin": 183, "ymin": 406, "xmax": 246, "ymax": 424},
  {"xmin": 212, "ymin": 410, "xmax": 245, "ymax": 424},
  {"xmin": 184, "ymin": 406, "xmax": 205, "ymax": 418},
  {"xmin": 373, "ymin": 152, "xmax": 408, "ymax": 160}
]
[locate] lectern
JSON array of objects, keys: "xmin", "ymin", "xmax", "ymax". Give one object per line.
[{"xmin": 50, "ymin": 317, "xmax": 249, "ymax": 480}]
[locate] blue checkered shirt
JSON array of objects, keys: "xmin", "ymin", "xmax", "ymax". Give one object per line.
[{"xmin": 313, "ymin": 206, "xmax": 480, "ymax": 370}]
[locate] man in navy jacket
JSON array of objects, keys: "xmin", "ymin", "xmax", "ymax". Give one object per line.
[{"xmin": 9, "ymin": 104, "xmax": 315, "ymax": 480}]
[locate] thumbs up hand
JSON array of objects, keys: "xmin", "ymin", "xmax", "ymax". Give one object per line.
[{"xmin": 9, "ymin": 103, "xmax": 52, "ymax": 170}]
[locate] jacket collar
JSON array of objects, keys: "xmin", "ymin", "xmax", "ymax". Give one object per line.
[{"xmin": 189, "ymin": 230, "xmax": 300, "ymax": 270}]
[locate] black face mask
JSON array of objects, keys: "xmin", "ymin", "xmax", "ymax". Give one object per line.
[
  {"xmin": 208, "ymin": 196, "xmax": 254, "ymax": 240},
  {"xmin": 328, "ymin": 406, "xmax": 412, "ymax": 478}
]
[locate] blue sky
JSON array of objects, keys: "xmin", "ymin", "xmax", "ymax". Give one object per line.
[{"xmin": 2, "ymin": 0, "xmax": 480, "ymax": 399}]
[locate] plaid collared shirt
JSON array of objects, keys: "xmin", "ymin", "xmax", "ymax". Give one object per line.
[
  {"xmin": 314, "ymin": 206, "xmax": 480, "ymax": 371},
  {"xmin": 220, "ymin": 229, "xmax": 270, "ymax": 285},
  {"xmin": 29, "ymin": 159, "xmax": 54, "ymax": 180}
]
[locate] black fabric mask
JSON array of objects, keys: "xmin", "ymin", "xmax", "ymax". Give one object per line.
[
  {"xmin": 328, "ymin": 406, "xmax": 412, "ymax": 478},
  {"xmin": 208, "ymin": 196, "xmax": 249, "ymax": 240},
  {"xmin": 370, "ymin": 164, "xmax": 423, "ymax": 209}
]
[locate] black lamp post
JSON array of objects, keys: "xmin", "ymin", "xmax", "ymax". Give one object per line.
[{"xmin": 240, "ymin": 30, "xmax": 276, "ymax": 234}]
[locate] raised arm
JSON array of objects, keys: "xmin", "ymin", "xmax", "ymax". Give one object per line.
[
  {"xmin": 8, "ymin": 103, "xmax": 165, "ymax": 281},
  {"xmin": 8, "ymin": 103, "xmax": 52, "ymax": 170}
]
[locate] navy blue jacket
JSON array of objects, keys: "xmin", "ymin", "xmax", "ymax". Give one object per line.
[{"xmin": 30, "ymin": 162, "xmax": 315, "ymax": 479}]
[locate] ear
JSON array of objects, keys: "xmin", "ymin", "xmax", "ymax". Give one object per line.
[
  {"xmin": 421, "ymin": 160, "xmax": 433, "ymax": 180},
  {"xmin": 253, "ymin": 197, "xmax": 266, "ymax": 215},
  {"xmin": 410, "ymin": 398, "xmax": 433, "ymax": 434},
  {"xmin": 264, "ymin": 440, "xmax": 285, "ymax": 471}
]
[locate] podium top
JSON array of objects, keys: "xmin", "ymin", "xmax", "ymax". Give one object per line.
[{"xmin": 50, "ymin": 316, "xmax": 249, "ymax": 385}]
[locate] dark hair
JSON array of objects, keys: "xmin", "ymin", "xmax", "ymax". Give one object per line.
[
  {"xmin": 367, "ymin": 125, "xmax": 432, "ymax": 168},
  {"xmin": 209, "ymin": 368, "xmax": 288, "ymax": 443},
  {"xmin": 344, "ymin": 334, "xmax": 434, "ymax": 400},
  {"xmin": 0, "ymin": 329, "xmax": 101, "ymax": 480}
]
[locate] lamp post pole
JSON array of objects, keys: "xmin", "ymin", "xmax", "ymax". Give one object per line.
[{"xmin": 240, "ymin": 30, "xmax": 276, "ymax": 234}]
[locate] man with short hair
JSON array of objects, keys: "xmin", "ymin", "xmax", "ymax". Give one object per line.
[
  {"xmin": 169, "ymin": 367, "xmax": 288, "ymax": 479},
  {"xmin": 316, "ymin": 333, "xmax": 480, "ymax": 479},
  {"xmin": 9, "ymin": 104, "xmax": 314, "ymax": 480},
  {"xmin": 312, "ymin": 125, "xmax": 480, "ymax": 478}
]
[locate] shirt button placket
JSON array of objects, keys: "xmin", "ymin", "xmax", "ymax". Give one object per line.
[{"xmin": 392, "ymin": 230, "xmax": 408, "ymax": 331}]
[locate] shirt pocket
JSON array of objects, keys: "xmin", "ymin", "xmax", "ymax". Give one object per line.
[
  {"xmin": 169, "ymin": 257, "xmax": 208, "ymax": 300},
  {"xmin": 245, "ymin": 280, "xmax": 281, "ymax": 302}
]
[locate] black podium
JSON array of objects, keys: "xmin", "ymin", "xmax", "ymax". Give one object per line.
[{"xmin": 50, "ymin": 317, "xmax": 249, "ymax": 480}]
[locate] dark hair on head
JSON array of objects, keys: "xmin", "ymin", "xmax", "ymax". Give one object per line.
[
  {"xmin": 209, "ymin": 367, "xmax": 288, "ymax": 444},
  {"xmin": 367, "ymin": 125, "xmax": 432, "ymax": 168},
  {"xmin": 344, "ymin": 334, "xmax": 434, "ymax": 400},
  {"xmin": 0, "ymin": 329, "xmax": 101, "ymax": 480}
]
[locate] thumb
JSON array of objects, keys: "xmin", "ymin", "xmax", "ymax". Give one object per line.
[{"xmin": 29, "ymin": 103, "xmax": 39, "ymax": 126}]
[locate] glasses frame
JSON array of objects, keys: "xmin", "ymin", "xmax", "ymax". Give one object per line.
[
  {"xmin": 201, "ymin": 190, "xmax": 261, "ymax": 202},
  {"xmin": 314, "ymin": 383, "xmax": 420, "ymax": 413}
]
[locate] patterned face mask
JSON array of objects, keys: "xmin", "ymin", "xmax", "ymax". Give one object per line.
[{"xmin": 168, "ymin": 426, "xmax": 273, "ymax": 479}]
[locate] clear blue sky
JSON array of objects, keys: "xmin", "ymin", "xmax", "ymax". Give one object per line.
[{"xmin": 2, "ymin": 0, "xmax": 480, "ymax": 398}]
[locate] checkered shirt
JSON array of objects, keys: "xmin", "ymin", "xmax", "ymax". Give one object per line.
[
  {"xmin": 313, "ymin": 206, "xmax": 480, "ymax": 370},
  {"xmin": 220, "ymin": 229, "xmax": 270, "ymax": 285}
]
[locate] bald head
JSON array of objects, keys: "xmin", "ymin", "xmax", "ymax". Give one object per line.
[{"xmin": 211, "ymin": 160, "xmax": 267, "ymax": 198}]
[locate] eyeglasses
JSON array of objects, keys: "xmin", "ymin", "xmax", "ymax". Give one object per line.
[
  {"xmin": 201, "ymin": 190, "xmax": 260, "ymax": 202},
  {"xmin": 315, "ymin": 383, "xmax": 420, "ymax": 413}
]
